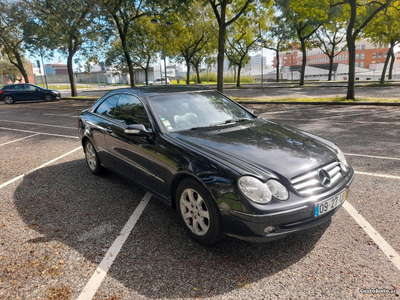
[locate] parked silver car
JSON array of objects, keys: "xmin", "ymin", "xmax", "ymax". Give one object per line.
[{"xmin": 143, "ymin": 77, "xmax": 171, "ymax": 85}]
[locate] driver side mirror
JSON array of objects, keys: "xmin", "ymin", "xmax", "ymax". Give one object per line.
[
  {"xmin": 35, "ymin": 88, "xmax": 41, "ymax": 91},
  {"xmin": 124, "ymin": 124, "xmax": 151, "ymax": 135}
]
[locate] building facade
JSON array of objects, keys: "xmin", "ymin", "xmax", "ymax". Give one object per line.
[
  {"xmin": 44, "ymin": 64, "xmax": 68, "ymax": 75},
  {"xmin": 274, "ymin": 39, "xmax": 391, "ymax": 70}
]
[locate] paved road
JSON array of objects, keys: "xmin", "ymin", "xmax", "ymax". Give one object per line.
[{"xmin": 0, "ymin": 99, "xmax": 399, "ymax": 299}]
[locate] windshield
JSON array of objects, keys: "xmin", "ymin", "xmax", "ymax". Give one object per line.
[{"xmin": 150, "ymin": 91, "xmax": 255, "ymax": 132}]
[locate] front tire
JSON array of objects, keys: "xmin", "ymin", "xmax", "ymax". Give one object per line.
[
  {"xmin": 3, "ymin": 96, "xmax": 15, "ymax": 104},
  {"xmin": 84, "ymin": 140, "xmax": 102, "ymax": 175},
  {"xmin": 176, "ymin": 179, "xmax": 222, "ymax": 245},
  {"xmin": 44, "ymin": 94, "xmax": 54, "ymax": 102}
]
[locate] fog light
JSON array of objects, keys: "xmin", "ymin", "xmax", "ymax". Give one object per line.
[{"xmin": 264, "ymin": 226, "xmax": 275, "ymax": 234}]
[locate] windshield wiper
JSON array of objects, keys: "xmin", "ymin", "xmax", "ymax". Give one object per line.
[{"xmin": 211, "ymin": 117, "xmax": 252, "ymax": 127}]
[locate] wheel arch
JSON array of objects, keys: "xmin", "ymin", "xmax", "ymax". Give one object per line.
[{"xmin": 170, "ymin": 172, "xmax": 216, "ymax": 210}]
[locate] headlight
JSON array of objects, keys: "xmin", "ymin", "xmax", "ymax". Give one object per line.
[
  {"xmin": 238, "ymin": 176, "xmax": 289, "ymax": 204},
  {"xmin": 335, "ymin": 145, "xmax": 349, "ymax": 172},
  {"xmin": 267, "ymin": 179, "xmax": 289, "ymax": 200}
]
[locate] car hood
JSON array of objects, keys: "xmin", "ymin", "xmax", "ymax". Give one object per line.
[{"xmin": 170, "ymin": 119, "xmax": 337, "ymax": 180}]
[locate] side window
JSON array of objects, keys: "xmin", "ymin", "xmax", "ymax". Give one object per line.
[
  {"xmin": 95, "ymin": 95, "xmax": 119, "ymax": 118},
  {"xmin": 12, "ymin": 85, "xmax": 23, "ymax": 90},
  {"xmin": 24, "ymin": 85, "xmax": 36, "ymax": 91},
  {"xmin": 114, "ymin": 94, "xmax": 151, "ymax": 128}
]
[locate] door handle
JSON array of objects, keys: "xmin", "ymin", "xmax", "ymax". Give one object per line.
[{"xmin": 105, "ymin": 127, "xmax": 113, "ymax": 134}]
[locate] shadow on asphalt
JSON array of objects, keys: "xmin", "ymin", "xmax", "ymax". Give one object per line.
[{"xmin": 14, "ymin": 158, "xmax": 330, "ymax": 298}]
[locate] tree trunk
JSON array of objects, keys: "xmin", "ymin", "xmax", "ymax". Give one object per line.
[
  {"xmin": 145, "ymin": 57, "xmax": 150, "ymax": 85},
  {"xmin": 276, "ymin": 50, "xmax": 280, "ymax": 82},
  {"xmin": 380, "ymin": 43, "xmax": 393, "ymax": 84},
  {"xmin": 237, "ymin": 65, "xmax": 241, "ymax": 87},
  {"xmin": 346, "ymin": 0, "xmax": 357, "ymax": 100},
  {"xmin": 299, "ymin": 37, "xmax": 307, "ymax": 86},
  {"xmin": 67, "ymin": 50, "xmax": 77, "ymax": 97},
  {"xmin": 328, "ymin": 53, "xmax": 334, "ymax": 81},
  {"xmin": 389, "ymin": 48, "xmax": 395, "ymax": 80},
  {"xmin": 13, "ymin": 50, "xmax": 29, "ymax": 83},
  {"xmin": 186, "ymin": 59, "xmax": 190, "ymax": 85},
  {"xmin": 217, "ymin": 4, "xmax": 227, "ymax": 92},
  {"xmin": 123, "ymin": 49, "xmax": 135, "ymax": 87},
  {"xmin": 346, "ymin": 38, "xmax": 356, "ymax": 100},
  {"xmin": 195, "ymin": 65, "xmax": 201, "ymax": 83}
]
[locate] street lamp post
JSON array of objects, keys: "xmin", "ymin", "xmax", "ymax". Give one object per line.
[{"xmin": 151, "ymin": 18, "xmax": 173, "ymax": 85}]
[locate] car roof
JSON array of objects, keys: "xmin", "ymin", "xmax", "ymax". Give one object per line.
[{"xmin": 110, "ymin": 85, "xmax": 214, "ymax": 97}]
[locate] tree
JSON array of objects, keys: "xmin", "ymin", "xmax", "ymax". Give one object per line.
[
  {"xmin": 28, "ymin": 0, "xmax": 105, "ymax": 96},
  {"xmin": 263, "ymin": 16, "xmax": 293, "ymax": 82},
  {"xmin": 313, "ymin": 8, "xmax": 347, "ymax": 81},
  {"xmin": 172, "ymin": 2, "xmax": 213, "ymax": 85},
  {"xmin": 0, "ymin": 1, "xmax": 31, "ymax": 83},
  {"xmin": 225, "ymin": 17, "xmax": 261, "ymax": 87},
  {"xmin": 100, "ymin": 0, "xmax": 149, "ymax": 87},
  {"xmin": 330, "ymin": 0, "xmax": 394, "ymax": 99},
  {"xmin": 275, "ymin": 0, "xmax": 328, "ymax": 86},
  {"xmin": 208, "ymin": 0, "xmax": 259, "ymax": 92},
  {"xmin": 364, "ymin": 2, "xmax": 400, "ymax": 84}
]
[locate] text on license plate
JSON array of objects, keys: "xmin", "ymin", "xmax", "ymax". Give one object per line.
[{"xmin": 314, "ymin": 190, "xmax": 347, "ymax": 217}]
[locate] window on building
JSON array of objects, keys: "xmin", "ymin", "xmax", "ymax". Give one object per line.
[
  {"xmin": 355, "ymin": 45, "xmax": 360, "ymax": 50},
  {"xmin": 373, "ymin": 53, "xmax": 377, "ymax": 59},
  {"xmin": 384, "ymin": 52, "xmax": 387, "ymax": 58},
  {"xmin": 360, "ymin": 62, "xmax": 365, "ymax": 68},
  {"xmin": 361, "ymin": 53, "xmax": 365, "ymax": 59},
  {"xmin": 355, "ymin": 62, "xmax": 359, "ymax": 67},
  {"xmin": 356, "ymin": 53, "xmax": 359, "ymax": 59},
  {"xmin": 378, "ymin": 52, "xmax": 382, "ymax": 58},
  {"xmin": 361, "ymin": 45, "xmax": 366, "ymax": 50}
]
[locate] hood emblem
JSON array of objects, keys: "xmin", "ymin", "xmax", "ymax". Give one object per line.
[{"xmin": 318, "ymin": 169, "xmax": 331, "ymax": 187}]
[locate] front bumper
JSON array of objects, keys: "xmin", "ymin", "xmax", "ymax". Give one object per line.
[{"xmin": 221, "ymin": 169, "xmax": 354, "ymax": 242}]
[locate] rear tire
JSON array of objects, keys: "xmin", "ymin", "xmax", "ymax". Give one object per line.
[
  {"xmin": 44, "ymin": 94, "xmax": 54, "ymax": 102},
  {"xmin": 84, "ymin": 140, "xmax": 102, "ymax": 175},
  {"xmin": 176, "ymin": 179, "xmax": 223, "ymax": 246},
  {"xmin": 3, "ymin": 96, "xmax": 15, "ymax": 104}
]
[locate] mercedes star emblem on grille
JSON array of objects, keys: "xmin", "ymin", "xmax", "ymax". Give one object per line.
[{"xmin": 318, "ymin": 169, "xmax": 332, "ymax": 187}]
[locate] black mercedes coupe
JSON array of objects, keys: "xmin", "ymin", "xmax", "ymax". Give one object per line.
[{"xmin": 78, "ymin": 86, "xmax": 354, "ymax": 245}]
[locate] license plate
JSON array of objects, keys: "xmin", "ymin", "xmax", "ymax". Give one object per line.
[{"xmin": 314, "ymin": 190, "xmax": 347, "ymax": 217}]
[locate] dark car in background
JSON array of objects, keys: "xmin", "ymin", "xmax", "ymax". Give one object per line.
[
  {"xmin": 78, "ymin": 86, "xmax": 354, "ymax": 245},
  {"xmin": 0, "ymin": 83, "xmax": 61, "ymax": 104}
]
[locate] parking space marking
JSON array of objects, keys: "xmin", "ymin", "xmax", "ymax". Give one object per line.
[
  {"xmin": 0, "ymin": 127, "xmax": 79, "ymax": 139},
  {"xmin": 343, "ymin": 201, "xmax": 400, "ymax": 271},
  {"xmin": 77, "ymin": 192, "xmax": 152, "ymax": 300},
  {"xmin": 0, "ymin": 146, "xmax": 81, "ymax": 190},
  {"xmin": 0, "ymin": 119, "xmax": 76, "ymax": 129},
  {"xmin": 0, "ymin": 133, "xmax": 40, "ymax": 147},
  {"xmin": 345, "ymin": 153, "xmax": 400, "ymax": 161},
  {"xmin": 355, "ymin": 171, "xmax": 400, "ymax": 180}
]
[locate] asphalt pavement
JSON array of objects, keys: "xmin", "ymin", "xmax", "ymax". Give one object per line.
[{"xmin": 0, "ymin": 99, "xmax": 399, "ymax": 299}]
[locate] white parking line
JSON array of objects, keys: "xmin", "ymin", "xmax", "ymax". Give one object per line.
[
  {"xmin": 0, "ymin": 127, "xmax": 79, "ymax": 139},
  {"xmin": 0, "ymin": 147, "xmax": 81, "ymax": 190},
  {"xmin": 355, "ymin": 171, "xmax": 400, "ymax": 180},
  {"xmin": 77, "ymin": 192, "xmax": 152, "ymax": 300},
  {"xmin": 0, "ymin": 133, "xmax": 40, "ymax": 147},
  {"xmin": 0, "ymin": 119, "xmax": 76, "ymax": 129},
  {"xmin": 343, "ymin": 201, "xmax": 400, "ymax": 271},
  {"xmin": 345, "ymin": 153, "xmax": 400, "ymax": 161}
]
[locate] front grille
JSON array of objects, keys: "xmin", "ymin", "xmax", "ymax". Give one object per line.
[{"xmin": 291, "ymin": 161, "xmax": 343, "ymax": 195}]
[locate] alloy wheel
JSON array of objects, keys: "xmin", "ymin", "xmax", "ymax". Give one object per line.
[
  {"xmin": 85, "ymin": 142, "xmax": 97, "ymax": 171},
  {"xmin": 179, "ymin": 188, "xmax": 210, "ymax": 236}
]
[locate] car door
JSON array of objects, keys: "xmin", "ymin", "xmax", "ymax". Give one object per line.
[
  {"xmin": 103, "ymin": 93, "xmax": 167, "ymax": 194},
  {"xmin": 10, "ymin": 85, "xmax": 26, "ymax": 100},
  {"xmin": 23, "ymin": 84, "xmax": 43, "ymax": 100},
  {"xmin": 90, "ymin": 94, "xmax": 119, "ymax": 166}
]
